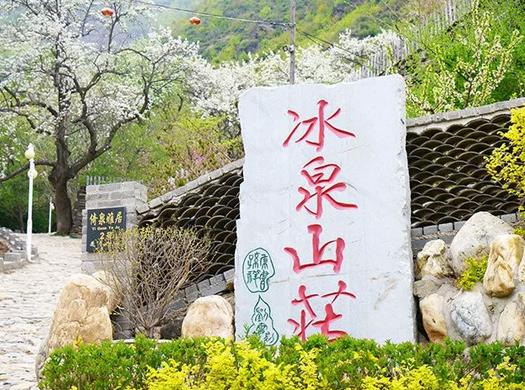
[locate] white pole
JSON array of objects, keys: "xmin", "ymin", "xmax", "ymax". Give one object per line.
[
  {"xmin": 48, "ymin": 198, "xmax": 53, "ymax": 234},
  {"xmin": 26, "ymin": 158, "xmax": 34, "ymax": 261},
  {"xmin": 24, "ymin": 144, "xmax": 37, "ymax": 262}
]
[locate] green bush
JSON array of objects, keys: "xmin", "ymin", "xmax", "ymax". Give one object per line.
[
  {"xmin": 39, "ymin": 335, "xmax": 208, "ymax": 390},
  {"xmin": 39, "ymin": 335, "xmax": 525, "ymax": 390}
]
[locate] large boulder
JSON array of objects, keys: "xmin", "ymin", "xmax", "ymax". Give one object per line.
[
  {"xmin": 496, "ymin": 301, "xmax": 525, "ymax": 345},
  {"xmin": 450, "ymin": 291, "xmax": 492, "ymax": 345},
  {"xmin": 420, "ymin": 293, "xmax": 448, "ymax": 342},
  {"xmin": 182, "ymin": 295, "xmax": 234, "ymax": 338},
  {"xmin": 450, "ymin": 212, "xmax": 513, "ymax": 276},
  {"xmin": 483, "ymin": 234, "xmax": 524, "ymax": 297},
  {"xmin": 416, "ymin": 240, "xmax": 453, "ymax": 279},
  {"xmin": 36, "ymin": 273, "xmax": 115, "ymax": 377}
]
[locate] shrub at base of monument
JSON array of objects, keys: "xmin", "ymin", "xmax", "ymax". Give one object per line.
[
  {"xmin": 35, "ymin": 273, "xmax": 116, "ymax": 378},
  {"xmin": 181, "ymin": 295, "xmax": 234, "ymax": 338},
  {"xmin": 38, "ymin": 334, "xmax": 525, "ymax": 390},
  {"xmin": 416, "ymin": 212, "xmax": 525, "ymax": 346}
]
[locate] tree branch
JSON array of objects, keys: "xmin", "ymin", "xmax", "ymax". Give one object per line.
[{"xmin": 0, "ymin": 160, "xmax": 55, "ymax": 184}]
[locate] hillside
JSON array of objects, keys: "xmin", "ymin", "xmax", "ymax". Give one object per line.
[{"xmin": 171, "ymin": 0, "xmax": 404, "ymax": 63}]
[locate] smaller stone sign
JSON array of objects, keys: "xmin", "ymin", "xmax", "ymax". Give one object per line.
[{"xmin": 86, "ymin": 207, "xmax": 126, "ymax": 253}]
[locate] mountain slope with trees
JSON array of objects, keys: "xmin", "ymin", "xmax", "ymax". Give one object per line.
[{"xmin": 171, "ymin": 0, "xmax": 404, "ymax": 62}]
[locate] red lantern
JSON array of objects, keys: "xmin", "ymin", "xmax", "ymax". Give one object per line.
[
  {"xmin": 101, "ymin": 7, "xmax": 115, "ymax": 17},
  {"xmin": 189, "ymin": 16, "xmax": 201, "ymax": 25}
]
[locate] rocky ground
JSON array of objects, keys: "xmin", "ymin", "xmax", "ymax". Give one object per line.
[{"xmin": 0, "ymin": 234, "xmax": 81, "ymax": 390}]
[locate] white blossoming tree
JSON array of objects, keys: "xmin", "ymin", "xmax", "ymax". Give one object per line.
[
  {"xmin": 187, "ymin": 30, "xmax": 401, "ymax": 126},
  {"xmin": 0, "ymin": 0, "xmax": 199, "ymax": 234}
]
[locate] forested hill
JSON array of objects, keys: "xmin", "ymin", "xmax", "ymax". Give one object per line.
[{"xmin": 170, "ymin": 0, "xmax": 404, "ymax": 63}]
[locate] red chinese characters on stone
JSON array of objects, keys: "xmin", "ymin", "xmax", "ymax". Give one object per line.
[
  {"xmin": 284, "ymin": 224, "xmax": 345, "ymax": 273},
  {"xmin": 283, "ymin": 99, "xmax": 355, "ymax": 152},
  {"xmin": 296, "ymin": 156, "xmax": 358, "ymax": 219},
  {"xmin": 322, "ymin": 280, "xmax": 356, "ymax": 303},
  {"xmin": 282, "ymin": 98, "xmax": 358, "ymax": 342},
  {"xmin": 288, "ymin": 282, "xmax": 356, "ymax": 341},
  {"xmin": 291, "ymin": 285, "xmax": 319, "ymax": 317}
]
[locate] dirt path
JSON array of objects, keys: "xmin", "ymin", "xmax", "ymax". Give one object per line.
[{"xmin": 0, "ymin": 234, "xmax": 81, "ymax": 389}]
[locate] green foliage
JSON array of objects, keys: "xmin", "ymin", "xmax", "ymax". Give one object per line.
[
  {"xmin": 147, "ymin": 339, "xmax": 326, "ymax": 389},
  {"xmin": 172, "ymin": 0, "xmax": 404, "ymax": 63},
  {"xmin": 39, "ymin": 335, "xmax": 208, "ymax": 390},
  {"xmin": 456, "ymin": 255, "xmax": 488, "ymax": 290},
  {"xmin": 0, "ymin": 173, "xmax": 53, "ymax": 233},
  {"xmin": 515, "ymin": 227, "xmax": 525, "ymax": 239},
  {"xmin": 85, "ymin": 96, "xmax": 242, "ymax": 198},
  {"xmin": 487, "ymin": 107, "xmax": 525, "ymax": 203},
  {"xmin": 399, "ymin": 0, "xmax": 524, "ymax": 117},
  {"xmin": 39, "ymin": 335, "xmax": 525, "ymax": 390}
]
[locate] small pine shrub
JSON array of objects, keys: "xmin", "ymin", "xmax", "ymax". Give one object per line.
[{"xmin": 456, "ymin": 256, "xmax": 488, "ymax": 290}]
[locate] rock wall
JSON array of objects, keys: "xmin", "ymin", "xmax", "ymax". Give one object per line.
[{"xmin": 416, "ymin": 212, "xmax": 525, "ymax": 345}]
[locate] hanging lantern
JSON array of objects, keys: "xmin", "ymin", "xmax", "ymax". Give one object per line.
[
  {"xmin": 189, "ymin": 16, "xmax": 201, "ymax": 25},
  {"xmin": 101, "ymin": 7, "xmax": 115, "ymax": 17}
]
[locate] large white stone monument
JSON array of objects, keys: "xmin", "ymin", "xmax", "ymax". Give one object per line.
[{"xmin": 235, "ymin": 75, "xmax": 415, "ymax": 344}]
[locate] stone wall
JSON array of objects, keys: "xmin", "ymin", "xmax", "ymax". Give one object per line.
[
  {"xmin": 415, "ymin": 212, "xmax": 525, "ymax": 345},
  {"xmin": 80, "ymin": 181, "xmax": 147, "ymax": 274},
  {"xmin": 0, "ymin": 227, "xmax": 38, "ymax": 273}
]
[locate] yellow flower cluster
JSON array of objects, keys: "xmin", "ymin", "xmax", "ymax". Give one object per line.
[
  {"xmin": 487, "ymin": 107, "xmax": 525, "ymax": 203},
  {"xmin": 362, "ymin": 358, "xmax": 525, "ymax": 390},
  {"xmin": 145, "ymin": 340, "xmax": 327, "ymax": 390}
]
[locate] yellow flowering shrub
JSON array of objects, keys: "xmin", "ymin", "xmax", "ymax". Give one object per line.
[
  {"xmin": 487, "ymin": 107, "xmax": 525, "ymax": 203},
  {"xmin": 40, "ymin": 335, "xmax": 525, "ymax": 390},
  {"xmin": 456, "ymin": 256, "xmax": 488, "ymax": 290},
  {"xmin": 146, "ymin": 340, "xmax": 327, "ymax": 390},
  {"xmin": 360, "ymin": 358, "xmax": 525, "ymax": 390}
]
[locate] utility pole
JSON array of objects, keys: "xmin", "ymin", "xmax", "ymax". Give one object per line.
[{"xmin": 289, "ymin": 0, "xmax": 296, "ymax": 84}]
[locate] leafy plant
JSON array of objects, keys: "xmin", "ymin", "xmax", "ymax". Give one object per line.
[
  {"xmin": 147, "ymin": 340, "xmax": 327, "ymax": 390},
  {"xmin": 487, "ymin": 107, "xmax": 525, "ymax": 204},
  {"xmin": 398, "ymin": 0, "xmax": 523, "ymax": 117},
  {"xmin": 39, "ymin": 335, "xmax": 525, "ymax": 390},
  {"xmin": 456, "ymin": 256, "xmax": 488, "ymax": 290}
]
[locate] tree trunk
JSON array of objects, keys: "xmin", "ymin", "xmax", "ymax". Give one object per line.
[
  {"xmin": 50, "ymin": 123, "xmax": 73, "ymax": 236},
  {"xmin": 54, "ymin": 178, "xmax": 72, "ymax": 235},
  {"xmin": 16, "ymin": 206, "xmax": 25, "ymax": 233}
]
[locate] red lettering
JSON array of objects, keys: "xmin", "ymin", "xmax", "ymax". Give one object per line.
[
  {"xmin": 283, "ymin": 99, "xmax": 355, "ymax": 151},
  {"xmin": 296, "ymin": 156, "xmax": 358, "ymax": 219},
  {"xmin": 284, "ymin": 224, "xmax": 345, "ymax": 273}
]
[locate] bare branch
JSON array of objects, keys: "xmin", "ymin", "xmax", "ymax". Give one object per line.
[
  {"xmin": 97, "ymin": 227, "xmax": 212, "ymax": 337},
  {"xmin": 0, "ymin": 160, "xmax": 55, "ymax": 184}
]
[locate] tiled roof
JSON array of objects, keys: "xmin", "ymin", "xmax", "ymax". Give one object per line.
[
  {"xmin": 138, "ymin": 168, "xmax": 243, "ymax": 280},
  {"xmin": 138, "ymin": 99, "xmax": 524, "ymax": 278},
  {"xmin": 408, "ymin": 114, "xmax": 520, "ymax": 227}
]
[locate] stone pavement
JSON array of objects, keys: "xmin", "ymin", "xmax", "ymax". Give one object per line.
[{"xmin": 0, "ymin": 234, "xmax": 81, "ymax": 389}]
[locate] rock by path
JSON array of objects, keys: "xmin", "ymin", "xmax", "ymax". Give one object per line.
[{"xmin": 0, "ymin": 234, "xmax": 81, "ymax": 389}]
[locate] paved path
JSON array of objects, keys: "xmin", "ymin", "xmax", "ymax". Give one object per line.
[{"xmin": 0, "ymin": 235, "xmax": 81, "ymax": 389}]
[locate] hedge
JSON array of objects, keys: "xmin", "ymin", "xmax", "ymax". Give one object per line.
[{"xmin": 39, "ymin": 335, "xmax": 525, "ymax": 389}]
